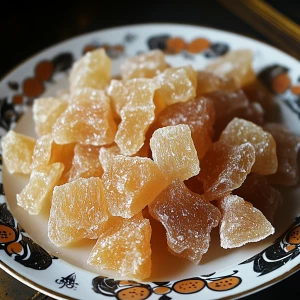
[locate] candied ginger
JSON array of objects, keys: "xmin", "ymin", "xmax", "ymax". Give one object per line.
[
  {"xmin": 197, "ymin": 141, "xmax": 255, "ymax": 201},
  {"xmin": 149, "ymin": 179, "xmax": 220, "ymax": 264},
  {"xmin": 219, "ymin": 118, "xmax": 278, "ymax": 175},
  {"xmin": 88, "ymin": 213, "xmax": 152, "ymax": 281},
  {"xmin": 48, "ymin": 177, "xmax": 109, "ymax": 247},
  {"xmin": 102, "ymin": 155, "xmax": 170, "ymax": 218},
  {"xmin": 31, "ymin": 134, "xmax": 53, "ymax": 170},
  {"xmin": 150, "ymin": 124, "xmax": 200, "ymax": 181},
  {"xmin": 17, "ymin": 163, "xmax": 64, "ymax": 215},
  {"xmin": 1, "ymin": 130, "xmax": 35, "ymax": 174},
  {"xmin": 219, "ymin": 195, "xmax": 275, "ymax": 248},
  {"xmin": 99, "ymin": 144, "xmax": 121, "ymax": 172}
]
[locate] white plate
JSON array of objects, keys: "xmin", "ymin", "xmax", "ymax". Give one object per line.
[{"xmin": 0, "ymin": 23, "xmax": 300, "ymax": 300}]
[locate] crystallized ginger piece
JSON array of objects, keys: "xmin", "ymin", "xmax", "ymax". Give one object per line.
[
  {"xmin": 17, "ymin": 163, "xmax": 64, "ymax": 215},
  {"xmin": 48, "ymin": 177, "xmax": 109, "ymax": 247},
  {"xmin": 219, "ymin": 118, "xmax": 278, "ymax": 175},
  {"xmin": 31, "ymin": 134, "xmax": 53, "ymax": 170},
  {"xmin": 149, "ymin": 179, "xmax": 220, "ymax": 264},
  {"xmin": 99, "ymin": 144, "xmax": 121, "ymax": 172},
  {"xmin": 219, "ymin": 195, "xmax": 275, "ymax": 249},
  {"xmin": 88, "ymin": 213, "xmax": 152, "ymax": 281},
  {"xmin": 198, "ymin": 141, "xmax": 255, "ymax": 201},
  {"xmin": 102, "ymin": 155, "xmax": 170, "ymax": 218},
  {"xmin": 150, "ymin": 124, "xmax": 200, "ymax": 181},
  {"xmin": 120, "ymin": 49, "xmax": 168, "ymax": 80},
  {"xmin": 1, "ymin": 130, "xmax": 36, "ymax": 174}
]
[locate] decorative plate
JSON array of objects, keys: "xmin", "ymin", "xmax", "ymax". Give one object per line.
[{"xmin": 0, "ymin": 23, "xmax": 300, "ymax": 300}]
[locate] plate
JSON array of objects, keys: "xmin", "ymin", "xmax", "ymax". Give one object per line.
[{"xmin": 1, "ymin": 23, "xmax": 300, "ymax": 300}]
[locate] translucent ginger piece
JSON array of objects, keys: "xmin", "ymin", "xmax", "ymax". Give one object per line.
[
  {"xmin": 102, "ymin": 155, "xmax": 170, "ymax": 218},
  {"xmin": 68, "ymin": 144, "xmax": 103, "ymax": 182},
  {"xmin": 264, "ymin": 123, "xmax": 300, "ymax": 186},
  {"xmin": 219, "ymin": 195, "xmax": 275, "ymax": 249},
  {"xmin": 17, "ymin": 163, "xmax": 64, "ymax": 215},
  {"xmin": 205, "ymin": 49, "xmax": 256, "ymax": 88},
  {"xmin": 196, "ymin": 71, "xmax": 238, "ymax": 96},
  {"xmin": 48, "ymin": 177, "xmax": 109, "ymax": 247},
  {"xmin": 198, "ymin": 141, "xmax": 255, "ymax": 201},
  {"xmin": 120, "ymin": 49, "xmax": 168, "ymax": 80},
  {"xmin": 52, "ymin": 88, "xmax": 117, "ymax": 146},
  {"xmin": 149, "ymin": 179, "xmax": 220, "ymax": 264},
  {"xmin": 150, "ymin": 124, "xmax": 200, "ymax": 181},
  {"xmin": 69, "ymin": 48, "xmax": 111, "ymax": 93},
  {"xmin": 99, "ymin": 144, "xmax": 121, "ymax": 172},
  {"xmin": 234, "ymin": 173, "xmax": 283, "ymax": 225},
  {"xmin": 1, "ymin": 130, "xmax": 36, "ymax": 174},
  {"xmin": 33, "ymin": 97, "xmax": 68, "ymax": 137},
  {"xmin": 31, "ymin": 133, "xmax": 53, "ymax": 170},
  {"xmin": 88, "ymin": 213, "xmax": 152, "ymax": 281},
  {"xmin": 152, "ymin": 96, "xmax": 215, "ymax": 159},
  {"xmin": 219, "ymin": 118, "xmax": 278, "ymax": 175},
  {"xmin": 237, "ymin": 102, "xmax": 264, "ymax": 126}
]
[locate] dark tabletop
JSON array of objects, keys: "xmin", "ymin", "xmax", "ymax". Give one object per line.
[{"xmin": 0, "ymin": 0, "xmax": 299, "ymax": 299}]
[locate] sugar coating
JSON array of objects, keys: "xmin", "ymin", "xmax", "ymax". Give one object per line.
[
  {"xmin": 88, "ymin": 213, "xmax": 152, "ymax": 281},
  {"xmin": 219, "ymin": 195, "xmax": 275, "ymax": 249},
  {"xmin": 99, "ymin": 144, "xmax": 121, "ymax": 172},
  {"xmin": 120, "ymin": 49, "xmax": 168, "ymax": 80},
  {"xmin": 149, "ymin": 179, "xmax": 220, "ymax": 264},
  {"xmin": 205, "ymin": 49, "xmax": 255, "ymax": 87},
  {"xmin": 33, "ymin": 97, "xmax": 68, "ymax": 137},
  {"xmin": 48, "ymin": 177, "xmax": 109, "ymax": 247},
  {"xmin": 198, "ymin": 141, "xmax": 255, "ymax": 201},
  {"xmin": 69, "ymin": 48, "xmax": 111, "ymax": 93},
  {"xmin": 234, "ymin": 173, "xmax": 283, "ymax": 225},
  {"xmin": 102, "ymin": 155, "xmax": 170, "ymax": 218},
  {"xmin": 68, "ymin": 144, "xmax": 103, "ymax": 182},
  {"xmin": 17, "ymin": 163, "xmax": 64, "ymax": 215},
  {"xmin": 1, "ymin": 130, "xmax": 36, "ymax": 174},
  {"xmin": 52, "ymin": 88, "xmax": 117, "ymax": 146},
  {"xmin": 264, "ymin": 123, "xmax": 300, "ymax": 186},
  {"xmin": 220, "ymin": 118, "xmax": 278, "ymax": 175},
  {"xmin": 31, "ymin": 134, "xmax": 53, "ymax": 170}
]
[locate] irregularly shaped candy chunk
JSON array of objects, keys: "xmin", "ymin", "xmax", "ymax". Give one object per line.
[
  {"xmin": 150, "ymin": 124, "xmax": 200, "ymax": 181},
  {"xmin": 48, "ymin": 177, "xmax": 110, "ymax": 247},
  {"xmin": 88, "ymin": 213, "xmax": 152, "ymax": 281},
  {"xmin": 219, "ymin": 118, "xmax": 278, "ymax": 175},
  {"xmin": 264, "ymin": 123, "xmax": 300, "ymax": 186},
  {"xmin": 233, "ymin": 173, "xmax": 282, "ymax": 225},
  {"xmin": 68, "ymin": 144, "xmax": 103, "ymax": 182},
  {"xmin": 17, "ymin": 163, "xmax": 64, "ymax": 215},
  {"xmin": 152, "ymin": 96, "xmax": 215, "ymax": 159},
  {"xmin": 149, "ymin": 179, "xmax": 220, "ymax": 264},
  {"xmin": 120, "ymin": 49, "xmax": 168, "ymax": 80},
  {"xmin": 52, "ymin": 88, "xmax": 117, "ymax": 146},
  {"xmin": 31, "ymin": 134, "xmax": 53, "ymax": 170},
  {"xmin": 219, "ymin": 195, "xmax": 275, "ymax": 248},
  {"xmin": 205, "ymin": 49, "xmax": 256, "ymax": 88},
  {"xmin": 99, "ymin": 144, "xmax": 121, "ymax": 172},
  {"xmin": 197, "ymin": 141, "xmax": 255, "ymax": 201},
  {"xmin": 33, "ymin": 97, "xmax": 68, "ymax": 137},
  {"xmin": 102, "ymin": 155, "xmax": 170, "ymax": 218},
  {"xmin": 1, "ymin": 130, "xmax": 36, "ymax": 174},
  {"xmin": 69, "ymin": 48, "xmax": 111, "ymax": 93}
]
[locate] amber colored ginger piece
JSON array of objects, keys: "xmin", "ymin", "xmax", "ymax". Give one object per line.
[
  {"xmin": 1, "ymin": 130, "xmax": 36, "ymax": 174},
  {"xmin": 99, "ymin": 144, "xmax": 121, "ymax": 172},
  {"xmin": 264, "ymin": 123, "xmax": 300, "ymax": 186},
  {"xmin": 218, "ymin": 195, "xmax": 275, "ymax": 248},
  {"xmin": 52, "ymin": 88, "xmax": 117, "ymax": 146},
  {"xmin": 88, "ymin": 213, "xmax": 152, "ymax": 281},
  {"xmin": 197, "ymin": 141, "xmax": 255, "ymax": 201},
  {"xmin": 31, "ymin": 134, "xmax": 54, "ymax": 170},
  {"xmin": 120, "ymin": 49, "xmax": 169, "ymax": 80},
  {"xmin": 219, "ymin": 118, "xmax": 278, "ymax": 175},
  {"xmin": 149, "ymin": 179, "xmax": 220, "ymax": 264},
  {"xmin": 33, "ymin": 97, "xmax": 68, "ymax": 137},
  {"xmin": 233, "ymin": 173, "xmax": 282, "ymax": 225},
  {"xmin": 102, "ymin": 155, "xmax": 170, "ymax": 218},
  {"xmin": 150, "ymin": 124, "xmax": 200, "ymax": 181},
  {"xmin": 48, "ymin": 177, "xmax": 110, "ymax": 247},
  {"xmin": 17, "ymin": 163, "xmax": 64, "ymax": 215},
  {"xmin": 69, "ymin": 48, "xmax": 111, "ymax": 93},
  {"xmin": 205, "ymin": 49, "xmax": 256, "ymax": 88}
]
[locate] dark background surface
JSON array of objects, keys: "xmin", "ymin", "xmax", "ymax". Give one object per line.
[{"xmin": 0, "ymin": 0, "xmax": 300, "ymax": 299}]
